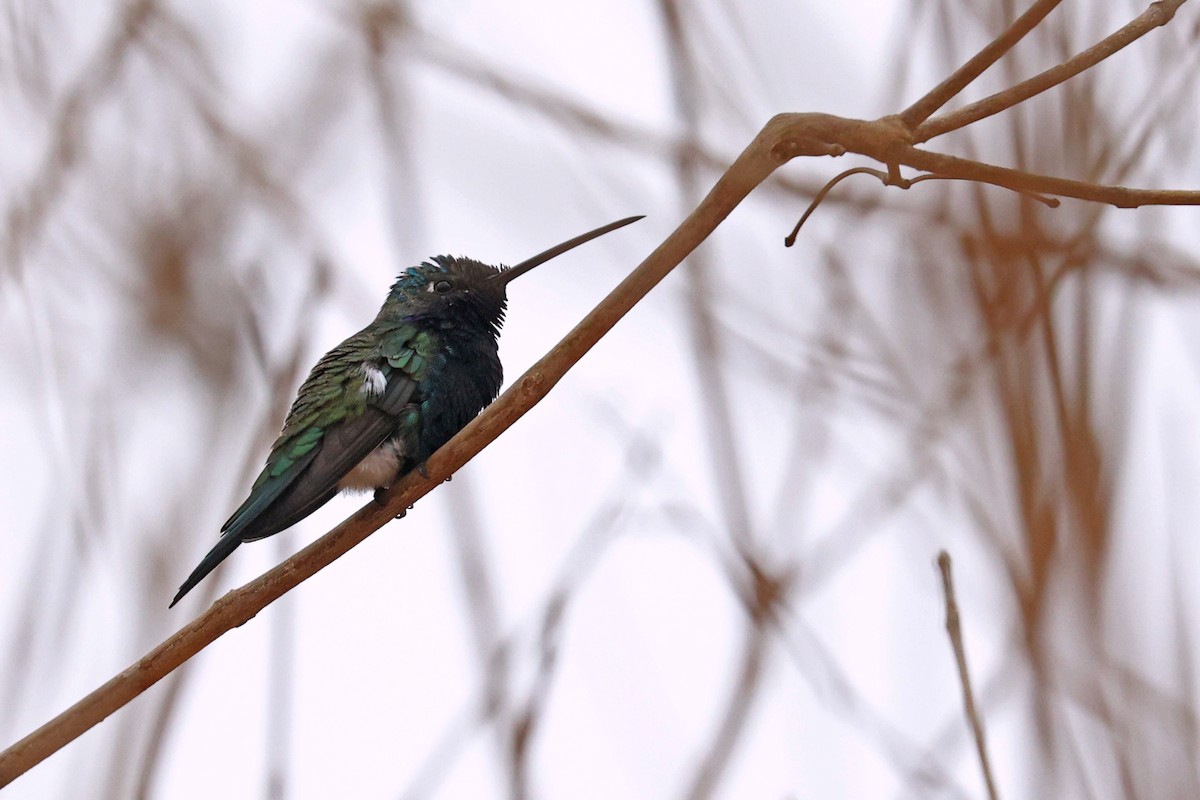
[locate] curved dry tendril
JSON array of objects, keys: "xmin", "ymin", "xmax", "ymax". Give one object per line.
[
  {"xmin": 784, "ymin": 167, "xmax": 894, "ymax": 247},
  {"xmin": 784, "ymin": 166, "xmax": 1061, "ymax": 247}
]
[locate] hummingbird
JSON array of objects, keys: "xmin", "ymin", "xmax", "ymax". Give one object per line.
[{"xmin": 170, "ymin": 215, "xmax": 642, "ymax": 607}]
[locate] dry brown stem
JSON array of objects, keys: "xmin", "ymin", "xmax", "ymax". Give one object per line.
[{"xmin": 937, "ymin": 551, "xmax": 1000, "ymax": 800}]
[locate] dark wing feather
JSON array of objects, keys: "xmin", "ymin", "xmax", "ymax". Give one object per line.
[
  {"xmin": 170, "ymin": 325, "xmax": 434, "ymax": 607},
  {"xmin": 236, "ymin": 328, "xmax": 437, "ymax": 539},
  {"xmin": 169, "ymin": 372, "xmax": 416, "ymax": 608},
  {"xmin": 238, "ymin": 374, "xmax": 417, "ymax": 541}
]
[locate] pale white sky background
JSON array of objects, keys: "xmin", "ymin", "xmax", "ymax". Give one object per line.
[{"xmin": 2, "ymin": 1, "xmax": 1199, "ymax": 799}]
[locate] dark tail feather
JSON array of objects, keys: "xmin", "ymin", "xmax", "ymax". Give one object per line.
[{"xmin": 170, "ymin": 533, "xmax": 243, "ymax": 608}]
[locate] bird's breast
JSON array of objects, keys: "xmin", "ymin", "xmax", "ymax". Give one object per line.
[{"xmin": 409, "ymin": 343, "xmax": 502, "ymax": 462}]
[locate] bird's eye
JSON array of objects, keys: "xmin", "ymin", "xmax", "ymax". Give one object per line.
[{"xmin": 433, "ymin": 280, "xmax": 453, "ymax": 294}]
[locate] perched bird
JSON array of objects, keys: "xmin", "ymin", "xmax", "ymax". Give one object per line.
[{"xmin": 170, "ymin": 215, "xmax": 642, "ymax": 607}]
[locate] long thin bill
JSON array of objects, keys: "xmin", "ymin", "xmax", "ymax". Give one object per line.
[{"xmin": 492, "ymin": 215, "xmax": 644, "ymax": 286}]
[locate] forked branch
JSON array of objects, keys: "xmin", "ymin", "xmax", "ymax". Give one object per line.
[{"xmin": 915, "ymin": 0, "xmax": 1188, "ymax": 142}]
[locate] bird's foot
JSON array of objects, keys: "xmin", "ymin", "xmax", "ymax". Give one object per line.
[
  {"xmin": 417, "ymin": 461, "xmax": 430, "ymax": 479},
  {"xmin": 374, "ymin": 487, "xmax": 406, "ymax": 519}
]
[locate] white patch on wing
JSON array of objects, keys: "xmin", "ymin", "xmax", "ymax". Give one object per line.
[
  {"xmin": 338, "ymin": 440, "xmax": 406, "ymax": 491},
  {"xmin": 359, "ymin": 363, "xmax": 387, "ymax": 397}
]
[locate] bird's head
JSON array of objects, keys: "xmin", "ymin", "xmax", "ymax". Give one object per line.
[
  {"xmin": 379, "ymin": 256, "xmax": 508, "ymax": 335},
  {"xmin": 376, "ymin": 215, "xmax": 642, "ymax": 336}
]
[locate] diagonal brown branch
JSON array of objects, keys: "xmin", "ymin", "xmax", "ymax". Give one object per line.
[{"xmin": 0, "ymin": 109, "xmax": 786, "ymax": 789}]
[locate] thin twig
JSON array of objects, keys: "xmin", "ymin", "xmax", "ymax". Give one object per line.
[
  {"xmin": 915, "ymin": 0, "xmax": 1188, "ymax": 142},
  {"xmin": 894, "ymin": 142, "xmax": 1200, "ymax": 207},
  {"xmin": 900, "ymin": 0, "xmax": 1063, "ymax": 128},
  {"xmin": 937, "ymin": 551, "xmax": 1000, "ymax": 800},
  {"xmin": 785, "ymin": 167, "xmax": 894, "ymax": 246},
  {"xmin": 784, "ymin": 166, "xmax": 1059, "ymax": 245}
]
